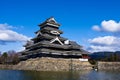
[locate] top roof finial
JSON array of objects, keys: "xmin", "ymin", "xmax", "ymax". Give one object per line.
[
  {"xmin": 39, "ymin": 17, "xmax": 60, "ymax": 27},
  {"xmin": 46, "ymin": 17, "xmax": 57, "ymax": 23}
]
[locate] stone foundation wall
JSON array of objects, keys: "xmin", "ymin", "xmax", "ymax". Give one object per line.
[
  {"xmin": 14, "ymin": 57, "xmax": 92, "ymax": 71},
  {"xmin": 0, "ymin": 65, "xmax": 14, "ymax": 70},
  {"xmin": 98, "ymin": 62, "xmax": 120, "ymax": 71}
]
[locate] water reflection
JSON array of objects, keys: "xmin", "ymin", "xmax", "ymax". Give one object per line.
[
  {"xmin": 22, "ymin": 70, "xmax": 90, "ymax": 80},
  {"xmin": 80, "ymin": 71, "xmax": 120, "ymax": 80},
  {"xmin": 0, "ymin": 70, "xmax": 120, "ymax": 80}
]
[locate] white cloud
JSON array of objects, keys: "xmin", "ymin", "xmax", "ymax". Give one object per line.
[
  {"xmin": 89, "ymin": 36, "xmax": 120, "ymax": 46},
  {"xmin": 0, "ymin": 23, "xmax": 31, "ymax": 44},
  {"xmin": 88, "ymin": 45, "xmax": 119, "ymax": 52},
  {"xmin": 92, "ymin": 20, "xmax": 120, "ymax": 32},
  {"xmin": 102, "ymin": 20, "xmax": 120, "ymax": 32},
  {"xmin": 0, "ymin": 23, "xmax": 13, "ymax": 30},
  {"xmin": 92, "ymin": 25, "xmax": 101, "ymax": 31},
  {"xmin": 88, "ymin": 36, "xmax": 120, "ymax": 52},
  {"xmin": 89, "ymin": 20, "xmax": 120, "ymax": 52}
]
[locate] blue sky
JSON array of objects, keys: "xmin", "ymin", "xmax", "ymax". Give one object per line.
[{"xmin": 0, "ymin": 0, "xmax": 120, "ymax": 53}]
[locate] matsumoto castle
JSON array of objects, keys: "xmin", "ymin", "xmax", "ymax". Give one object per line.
[{"xmin": 20, "ymin": 17, "xmax": 88, "ymax": 60}]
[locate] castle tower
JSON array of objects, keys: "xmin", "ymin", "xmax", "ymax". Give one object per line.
[{"xmin": 20, "ymin": 17, "xmax": 87, "ymax": 60}]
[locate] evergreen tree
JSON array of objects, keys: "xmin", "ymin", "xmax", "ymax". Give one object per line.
[{"xmin": 1, "ymin": 52, "xmax": 8, "ymax": 64}]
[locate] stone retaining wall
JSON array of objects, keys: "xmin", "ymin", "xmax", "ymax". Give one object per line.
[
  {"xmin": 0, "ymin": 65, "xmax": 14, "ymax": 70},
  {"xmin": 98, "ymin": 61, "xmax": 120, "ymax": 71},
  {"xmin": 14, "ymin": 57, "xmax": 92, "ymax": 71},
  {"xmin": 0, "ymin": 57, "xmax": 92, "ymax": 71}
]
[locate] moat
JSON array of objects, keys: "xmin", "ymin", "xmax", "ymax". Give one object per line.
[{"xmin": 0, "ymin": 70, "xmax": 120, "ymax": 80}]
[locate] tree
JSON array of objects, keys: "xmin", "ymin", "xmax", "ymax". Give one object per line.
[
  {"xmin": 0, "ymin": 51, "xmax": 1, "ymax": 56},
  {"xmin": 1, "ymin": 52, "xmax": 8, "ymax": 64},
  {"xmin": 88, "ymin": 59, "xmax": 97, "ymax": 65},
  {"xmin": 114, "ymin": 53, "xmax": 118, "ymax": 61},
  {"xmin": 12, "ymin": 54, "xmax": 20, "ymax": 64},
  {"xmin": 0, "ymin": 51, "xmax": 20, "ymax": 64},
  {"xmin": 7, "ymin": 51, "xmax": 20, "ymax": 64}
]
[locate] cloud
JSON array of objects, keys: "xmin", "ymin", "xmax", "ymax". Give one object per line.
[
  {"xmin": 88, "ymin": 36, "xmax": 120, "ymax": 52},
  {"xmin": 102, "ymin": 20, "xmax": 120, "ymax": 32},
  {"xmin": 92, "ymin": 20, "xmax": 120, "ymax": 32},
  {"xmin": 88, "ymin": 45, "xmax": 120, "ymax": 52},
  {"xmin": 0, "ymin": 23, "xmax": 31, "ymax": 45},
  {"xmin": 0, "ymin": 23, "xmax": 13, "ymax": 30},
  {"xmin": 89, "ymin": 20, "xmax": 120, "ymax": 52},
  {"xmin": 92, "ymin": 25, "xmax": 101, "ymax": 31},
  {"xmin": 89, "ymin": 36, "xmax": 120, "ymax": 46}
]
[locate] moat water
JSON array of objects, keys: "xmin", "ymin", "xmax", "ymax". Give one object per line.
[{"xmin": 0, "ymin": 70, "xmax": 120, "ymax": 80}]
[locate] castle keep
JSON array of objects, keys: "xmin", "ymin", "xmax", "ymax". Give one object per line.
[{"xmin": 20, "ymin": 17, "xmax": 88, "ymax": 60}]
